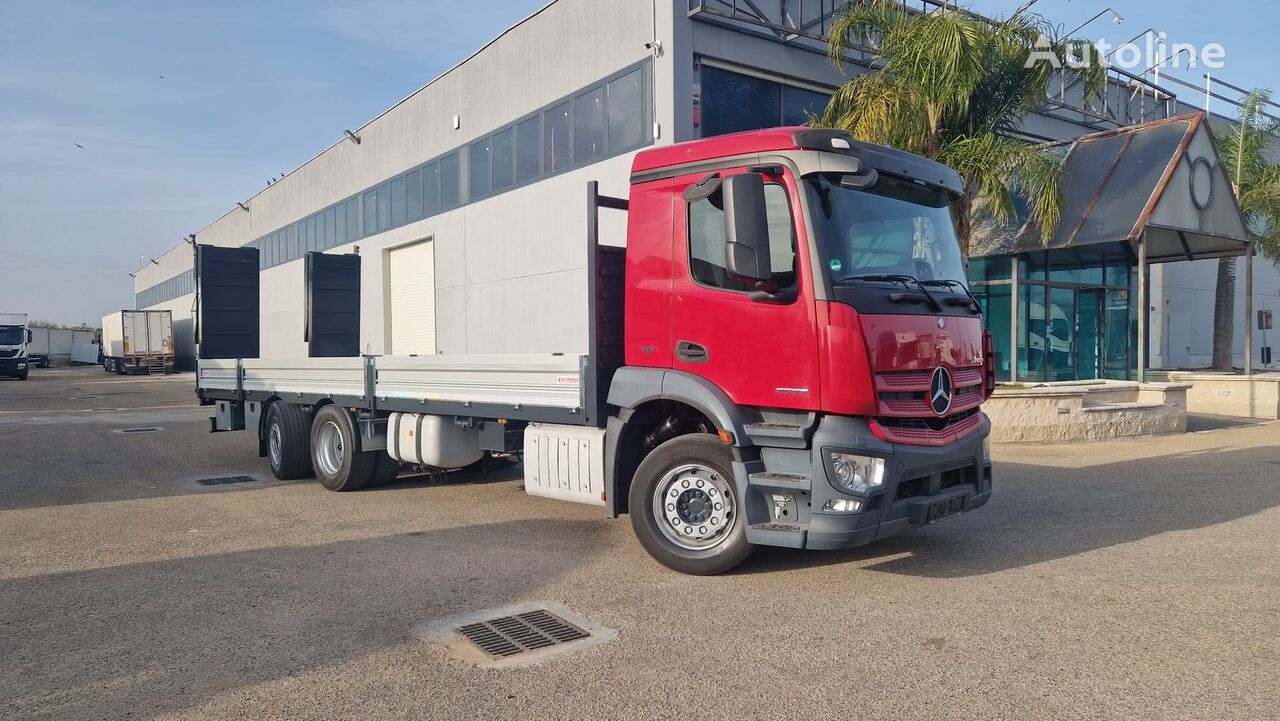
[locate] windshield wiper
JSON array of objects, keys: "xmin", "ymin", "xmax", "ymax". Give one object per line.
[
  {"xmin": 839, "ymin": 274, "xmax": 943, "ymax": 312},
  {"xmin": 919, "ymin": 279, "xmax": 982, "ymax": 314}
]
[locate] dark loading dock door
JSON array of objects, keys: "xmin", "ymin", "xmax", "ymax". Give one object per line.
[
  {"xmin": 306, "ymin": 252, "xmax": 361, "ymax": 357},
  {"xmin": 197, "ymin": 245, "xmax": 260, "ymax": 359}
]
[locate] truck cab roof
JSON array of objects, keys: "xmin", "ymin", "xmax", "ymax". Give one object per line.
[{"xmin": 631, "ymin": 126, "xmax": 964, "ymax": 197}]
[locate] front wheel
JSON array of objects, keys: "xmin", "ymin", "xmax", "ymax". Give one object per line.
[{"xmin": 629, "ymin": 434, "xmax": 753, "ymax": 575}]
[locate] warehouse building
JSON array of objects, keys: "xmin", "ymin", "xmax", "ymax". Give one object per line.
[{"xmin": 132, "ymin": 0, "xmax": 1277, "ymax": 375}]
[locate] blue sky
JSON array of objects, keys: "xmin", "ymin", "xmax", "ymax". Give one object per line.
[{"xmin": 0, "ymin": 0, "xmax": 1275, "ymax": 325}]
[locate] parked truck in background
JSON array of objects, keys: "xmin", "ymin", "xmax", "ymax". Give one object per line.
[
  {"xmin": 196, "ymin": 128, "xmax": 995, "ymax": 574},
  {"xmin": 100, "ymin": 310, "xmax": 174, "ymax": 375},
  {"xmin": 0, "ymin": 313, "xmax": 33, "ymax": 380}
]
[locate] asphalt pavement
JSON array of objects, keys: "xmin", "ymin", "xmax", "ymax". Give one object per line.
[{"xmin": 2, "ymin": 366, "xmax": 1278, "ymax": 720}]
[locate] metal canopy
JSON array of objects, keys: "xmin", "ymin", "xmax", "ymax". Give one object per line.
[{"xmin": 971, "ymin": 113, "xmax": 1251, "ymax": 263}]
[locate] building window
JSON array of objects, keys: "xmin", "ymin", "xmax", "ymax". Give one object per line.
[
  {"xmin": 516, "ymin": 115, "xmax": 541, "ymax": 183},
  {"xmin": 469, "ymin": 139, "xmax": 491, "ymax": 199},
  {"xmin": 699, "ymin": 64, "xmax": 831, "ymax": 137},
  {"xmin": 782, "ymin": 86, "xmax": 830, "ymax": 125},
  {"xmin": 406, "ymin": 168, "xmax": 424, "ymax": 222},
  {"xmin": 424, "ymin": 161, "xmax": 441, "ymax": 215},
  {"xmin": 376, "ymin": 181, "xmax": 392, "ymax": 232},
  {"xmin": 608, "ymin": 67, "xmax": 646, "ymax": 151},
  {"xmin": 440, "ymin": 152, "xmax": 460, "ymax": 208},
  {"xmin": 491, "ymin": 127, "xmax": 516, "ymax": 192},
  {"xmin": 544, "ymin": 101, "xmax": 571, "ymax": 174},
  {"xmin": 362, "ymin": 189, "xmax": 377, "ymax": 237},
  {"xmin": 391, "ymin": 175, "xmax": 408, "ymax": 227},
  {"xmin": 324, "ymin": 206, "xmax": 337, "ymax": 248},
  {"xmin": 687, "ymin": 183, "xmax": 796, "ymax": 293},
  {"xmin": 573, "ymin": 86, "xmax": 606, "ymax": 163},
  {"xmin": 345, "ymin": 198, "xmax": 359, "ymax": 242}
]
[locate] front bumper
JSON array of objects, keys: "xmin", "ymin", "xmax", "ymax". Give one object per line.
[
  {"xmin": 0, "ymin": 358, "xmax": 28, "ymax": 375},
  {"xmin": 738, "ymin": 414, "xmax": 992, "ymax": 551}
]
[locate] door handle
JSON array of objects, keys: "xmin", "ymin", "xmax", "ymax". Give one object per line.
[{"xmin": 676, "ymin": 341, "xmax": 708, "ymax": 363}]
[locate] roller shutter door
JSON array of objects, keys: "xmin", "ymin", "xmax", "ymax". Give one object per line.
[{"xmin": 387, "ymin": 240, "xmax": 436, "ymax": 355}]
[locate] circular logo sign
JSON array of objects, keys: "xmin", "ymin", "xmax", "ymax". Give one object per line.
[
  {"xmin": 929, "ymin": 366, "xmax": 954, "ymax": 417},
  {"xmin": 1190, "ymin": 157, "xmax": 1214, "ymax": 211}
]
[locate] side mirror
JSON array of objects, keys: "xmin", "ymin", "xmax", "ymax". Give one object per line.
[{"xmin": 721, "ymin": 172, "xmax": 771, "ymax": 283}]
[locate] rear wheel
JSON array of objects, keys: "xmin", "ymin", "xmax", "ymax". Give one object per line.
[
  {"xmin": 265, "ymin": 402, "xmax": 313, "ymax": 480},
  {"xmin": 310, "ymin": 405, "xmax": 375, "ymax": 491},
  {"xmin": 628, "ymin": 434, "xmax": 753, "ymax": 575}
]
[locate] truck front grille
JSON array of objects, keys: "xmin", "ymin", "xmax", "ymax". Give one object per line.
[
  {"xmin": 872, "ymin": 408, "xmax": 983, "ymax": 446},
  {"xmin": 874, "ymin": 366, "xmax": 984, "ymax": 417}
]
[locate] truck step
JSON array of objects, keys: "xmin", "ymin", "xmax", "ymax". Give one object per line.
[
  {"xmin": 747, "ymin": 471, "xmax": 812, "ymax": 491},
  {"xmin": 747, "ymin": 522, "xmax": 806, "ymax": 549},
  {"xmin": 743, "ymin": 420, "xmax": 812, "ymax": 449},
  {"xmin": 751, "ymin": 522, "xmax": 803, "ymax": 533}
]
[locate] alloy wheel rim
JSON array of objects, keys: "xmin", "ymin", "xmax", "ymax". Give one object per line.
[
  {"xmin": 268, "ymin": 423, "xmax": 282, "ymax": 467},
  {"xmin": 652, "ymin": 463, "xmax": 736, "ymax": 551},
  {"xmin": 315, "ymin": 420, "xmax": 344, "ymax": 476}
]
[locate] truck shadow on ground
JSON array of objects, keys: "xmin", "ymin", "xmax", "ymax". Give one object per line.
[
  {"xmin": 739, "ymin": 443, "xmax": 1280, "ymax": 578},
  {"xmin": 0, "ymin": 518, "xmax": 608, "ymax": 721}
]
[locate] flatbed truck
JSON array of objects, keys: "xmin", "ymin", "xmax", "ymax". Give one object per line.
[{"xmin": 197, "ymin": 128, "xmax": 995, "ymax": 574}]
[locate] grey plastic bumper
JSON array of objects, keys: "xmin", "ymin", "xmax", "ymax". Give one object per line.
[{"xmin": 740, "ymin": 414, "xmax": 992, "ymax": 551}]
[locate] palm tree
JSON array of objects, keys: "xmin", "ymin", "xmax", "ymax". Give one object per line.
[
  {"xmin": 818, "ymin": 0, "xmax": 1105, "ymax": 252},
  {"xmin": 1211, "ymin": 91, "xmax": 1280, "ymax": 371}
]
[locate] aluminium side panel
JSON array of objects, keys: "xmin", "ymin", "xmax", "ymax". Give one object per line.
[{"xmin": 374, "ymin": 354, "xmax": 584, "ymax": 410}]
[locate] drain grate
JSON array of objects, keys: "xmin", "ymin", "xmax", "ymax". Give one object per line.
[
  {"xmin": 115, "ymin": 427, "xmax": 162, "ymax": 434},
  {"xmin": 193, "ymin": 475, "xmax": 259, "ymax": 487},
  {"xmin": 457, "ymin": 609, "xmax": 591, "ymax": 658}
]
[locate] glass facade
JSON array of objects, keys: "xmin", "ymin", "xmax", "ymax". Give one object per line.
[
  {"xmin": 970, "ymin": 250, "xmax": 1135, "ymax": 382},
  {"xmin": 698, "ymin": 64, "xmax": 832, "ymax": 137}
]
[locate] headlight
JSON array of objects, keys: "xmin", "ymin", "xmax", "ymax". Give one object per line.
[{"xmin": 829, "ymin": 453, "xmax": 886, "ymax": 494}]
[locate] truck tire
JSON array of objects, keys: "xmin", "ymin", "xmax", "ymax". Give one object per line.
[
  {"xmin": 370, "ymin": 453, "xmax": 402, "ymax": 486},
  {"xmin": 628, "ymin": 434, "xmax": 753, "ymax": 575},
  {"xmin": 310, "ymin": 405, "xmax": 375, "ymax": 491},
  {"xmin": 265, "ymin": 402, "xmax": 313, "ymax": 480}
]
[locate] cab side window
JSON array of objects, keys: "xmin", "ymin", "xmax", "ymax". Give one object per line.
[{"xmin": 688, "ymin": 183, "xmax": 796, "ymax": 293}]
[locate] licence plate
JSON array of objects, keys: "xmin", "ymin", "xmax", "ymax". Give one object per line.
[{"xmin": 926, "ymin": 496, "xmax": 965, "ymax": 523}]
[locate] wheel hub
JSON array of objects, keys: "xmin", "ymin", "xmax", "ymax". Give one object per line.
[
  {"xmin": 315, "ymin": 420, "xmax": 344, "ymax": 477},
  {"xmin": 654, "ymin": 464, "xmax": 734, "ymax": 551}
]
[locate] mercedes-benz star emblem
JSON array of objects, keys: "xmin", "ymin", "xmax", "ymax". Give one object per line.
[{"xmin": 929, "ymin": 366, "xmax": 954, "ymax": 416}]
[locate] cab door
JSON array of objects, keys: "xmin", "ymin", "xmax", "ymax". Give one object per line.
[{"xmin": 669, "ymin": 168, "xmax": 820, "ymax": 411}]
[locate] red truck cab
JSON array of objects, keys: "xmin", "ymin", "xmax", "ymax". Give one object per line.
[{"xmin": 606, "ymin": 127, "xmax": 993, "ymax": 573}]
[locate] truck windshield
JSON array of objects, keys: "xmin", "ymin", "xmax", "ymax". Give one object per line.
[
  {"xmin": 0, "ymin": 327, "xmax": 23, "ymax": 345},
  {"xmin": 804, "ymin": 174, "xmax": 968, "ymax": 290}
]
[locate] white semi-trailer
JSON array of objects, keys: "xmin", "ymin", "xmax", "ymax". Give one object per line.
[
  {"xmin": 101, "ymin": 310, "xmax": 174, "ymax": 375},
  {"xmin": 0, "ymin": 312, "xmax": 32, "ymax": 380}
]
